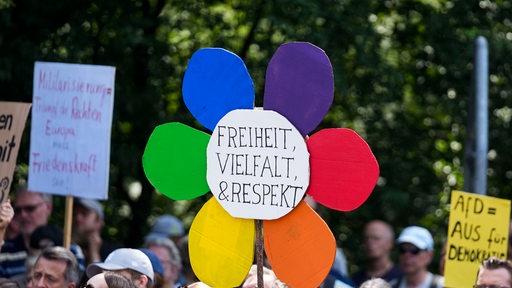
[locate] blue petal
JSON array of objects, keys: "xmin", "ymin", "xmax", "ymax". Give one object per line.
[{"xmin": 182, "ymin": 48, "xmax": 255, "ymax": 131}]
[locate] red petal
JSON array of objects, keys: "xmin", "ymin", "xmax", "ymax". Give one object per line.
[{"xmin": 306, "ymin": 128, "xmax": 379, "ymax": 211}]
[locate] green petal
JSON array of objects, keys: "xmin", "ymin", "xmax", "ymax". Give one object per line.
[{"xmin": 143, "ymin": 122, "xmax": 210, "ymax": 200}]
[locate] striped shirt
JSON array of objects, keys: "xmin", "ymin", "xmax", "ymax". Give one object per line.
[{"xmin": 0, "ymin": 234, "xmax": 85, "ymax": 278}]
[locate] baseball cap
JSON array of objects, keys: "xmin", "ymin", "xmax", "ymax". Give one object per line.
[
  {"xmin": 86, "ymin": 248, "xmax": 154, "ymax": 281},
  {"xmin": 76, "ymin": 198, "xmax": 104, "ymax": 220},
  {"xmin": 139, "ymin": 248, "xmax": 164, "ymax": 276},
  {"xmin": 397, "ymin": 226, "xmax": 434, "ymax": 251},
  {"xmin": 145, "ymin": 215, "xmax": 184, "ymax": 240}
]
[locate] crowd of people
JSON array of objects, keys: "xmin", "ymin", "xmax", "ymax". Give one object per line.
[{"xmin": 0, "ymin": 186, "xmax": 511, "ymax": 288}]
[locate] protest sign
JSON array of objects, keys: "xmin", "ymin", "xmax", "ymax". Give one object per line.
[
  {"xmin": 444, "ymin": 190, "xmax": 511, "ymax": 288},
  {"xmin": 0, "ymin": 102, "xmax": 31, "ymax": 201},
  {"xmin": 207, "ymin": 109, "xmax": 310, "ymax": 220},
  {"xmin": 28, "ymin": 62, "xmax": 115, "ymax": 199}
]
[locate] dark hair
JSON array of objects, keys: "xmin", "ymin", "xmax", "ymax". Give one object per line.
[
  {"xmin": 104, "ymin": 272, "xmax": 138, "ymax": 288},
  {"xmin": 36, "ymin": 246, "xmax": 79, "ymax": 284},
  {"xmin": 479, "ymin": 257, "xmax": 512, "ymax": 285},
  {"xmin": 30, "ymin": 224, "xmax": 63, "ymax": 249},
  {"xmin": 123, "ymin": 269, "xmax": 153, "ymax": 288}
]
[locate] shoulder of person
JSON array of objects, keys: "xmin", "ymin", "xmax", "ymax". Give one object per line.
[
  {"xmin": 430, "ymin": 274, "xmax": 444, "ymax": 288},
  {"xmin": 391, "ymin": 277, "xmax": 401, "ymax": 288}
]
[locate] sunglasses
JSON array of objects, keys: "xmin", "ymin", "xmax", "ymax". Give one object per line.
[
  {"xmin": 81, "ymin": 285, "xmax": 94, "ymax": 288},
  {"xmin": 398, "ymin": 245, "xmax": 423, "ymax": 255},
  {"xmin": 473, "ymin": 285, "xmax": 511, "ymax": 288},
  {"xmin": 14, "ymin": 202, "xmax": 45, "ymax": 214}
]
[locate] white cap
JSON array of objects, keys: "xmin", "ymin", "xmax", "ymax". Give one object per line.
[
  {"xmin": 397, "ymin": 226, "xmax": 434, "ymax": 251},
  {"xmin": 86, "ymin": 248, "xmax": 154, "ymax": 281}
]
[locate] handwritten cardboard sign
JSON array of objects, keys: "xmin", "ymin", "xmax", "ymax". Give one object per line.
[
  {"xmin": 0, "ymin": 102, "xmax": 31, "ymax": 201},
  {"xmin": 28, "ymin": 62, "xmax": 115, "ymax": 199},
  {"xmin": 444, "ymin": 190, "xmax": 511, "ymax": 288},
  {"xmin": 207, "ymin": 109, "xmax": 309, "ymax": 219}
]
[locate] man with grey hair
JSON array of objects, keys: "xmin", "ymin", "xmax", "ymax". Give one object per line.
[
  {"xmin": 360, "ymin": 278, "xmax": 392, "ymax": 288},
  {"xmin": 474, "ymin": 256, "xmax": 512, "ymax": 288},
  {"xmin": 0, "ymin": 186, "xmax": 53, "ymax": 278},
  {"xmin": 31, "ymin": 246, "xmax": 80, "ymax": 288},
  {"xmin": 144, "ymin": 236, "xmax": 183, "ymax": 288}
]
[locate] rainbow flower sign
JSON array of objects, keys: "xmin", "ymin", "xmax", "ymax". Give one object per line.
[{"xmin": 143, "ymin": 42, "xmax": 379, "ymax": 288}]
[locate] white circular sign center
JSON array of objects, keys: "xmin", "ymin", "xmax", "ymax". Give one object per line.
[{"xmin": 207, "ymin": 109, "xmax": 310, "ymax": 220}]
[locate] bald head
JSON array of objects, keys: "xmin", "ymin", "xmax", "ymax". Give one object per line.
[
  {"xmin": 364, "ymin": 220, "xmax": 395, "ymax": 259},
  {"xmin": 366, "ymin": 220, "xmax": 394, "ymax": 239}
]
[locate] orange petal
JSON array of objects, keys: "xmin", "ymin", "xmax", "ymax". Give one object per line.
[
  {"xmin": 264, "ymin": 201, "xmax": 336, "ymax": 288},
  {"xmin": 189, "ymin": 197, "xmax": 255, "ymax": 287}
]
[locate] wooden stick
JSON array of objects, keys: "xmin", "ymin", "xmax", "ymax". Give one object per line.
[
  {"xmin": 63, "ymin": 195, "xmax": 74, "ymax": 250},
  {"xmin": 256, "ymin": 219, "xmax": 264, "ymax": 288}
]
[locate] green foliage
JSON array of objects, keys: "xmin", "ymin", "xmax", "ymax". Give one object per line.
[{"xmin": 2, "ymin": 0, "xmax": 511, "ymax": 275}]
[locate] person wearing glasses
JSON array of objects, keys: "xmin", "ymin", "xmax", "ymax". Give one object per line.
[
  {"xmin": 0, "ymin": 186, "xmax": 53, "ymax": 279},
  {"xmin": 474, "ymin": 256, "xmax": 512, "ymax": 288},
  {"xmin": 392, "ymin": 226, "xmax": 444, "ymax": 288},
  {"xmin": 31, "ymin": 246, "xmax": 80, "ymax": 288},
  {"xmin": 143, "ymin": 236, "xmax": 182, "ymax": 288}
]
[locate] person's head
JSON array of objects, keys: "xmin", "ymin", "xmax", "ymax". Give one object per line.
[
  {"xmin": 138, "ymin": 249, "xmax": 165, "ymax": 288},
  {"xmin": 145, "ymin": 215, "xmax": 184, "ymax": 244},
  {"xmin": 72, "ymin": 198, "xmax": 104, "ymax": 239},
  {"xmin": 396, "ymin": 226, "xmax": 434, "ymax": 276},
  {"xmin": 30, "ymin": 224, "xmax": 64, "ymax": 251},
  {"xmin": 0, "ymin": 278, "xmax": 20, "ymax": 288},
  {"xmin": 475, "ymin": 257, "xmax": 512, "ymax": 288},
  {"xmin": 13, "ymin": 186, "xmax": 52, "ymax": 238},
  {"xmin": 86, "ymin": 272, "xmax": 138, "ymax": 288},
  {"xmin": 359, "ymin": 277, "xmax": 392, "ymax": 288},
  {"xmin": 363, "ymin": 220, "xmax": 395, "ymax": 260},
  {"xmin": 242, "ymin": 265, "xmax": 277, "ymax": 288},
  {"xmin": 86, "ymin": 248, "xmax": 154, "ymax": 288},
  {"xmin": 143, "ymin": 236, "xmax": 182, "ymax": 286},
  {"xmin": 32, "ymin": 246, "xmax": 79, "ymax": 288}
]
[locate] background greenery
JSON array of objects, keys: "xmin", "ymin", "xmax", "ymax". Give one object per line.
[{"xmin": 2, "ymin": 0, "xmax": 511, "ymax": 275}]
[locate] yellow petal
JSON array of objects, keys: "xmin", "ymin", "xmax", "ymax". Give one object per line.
[{"xmin": 189, "ymin": 197, "xmax": 255, "ymax": 287}]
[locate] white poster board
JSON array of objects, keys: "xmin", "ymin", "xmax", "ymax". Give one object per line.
[
  {"xmin": 207, "ymin": 109, "xmax": 310, "ymax": 219},
  {"xmin": 28, "ymin": 62, "xmax": 115, "ymax": 199}
]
